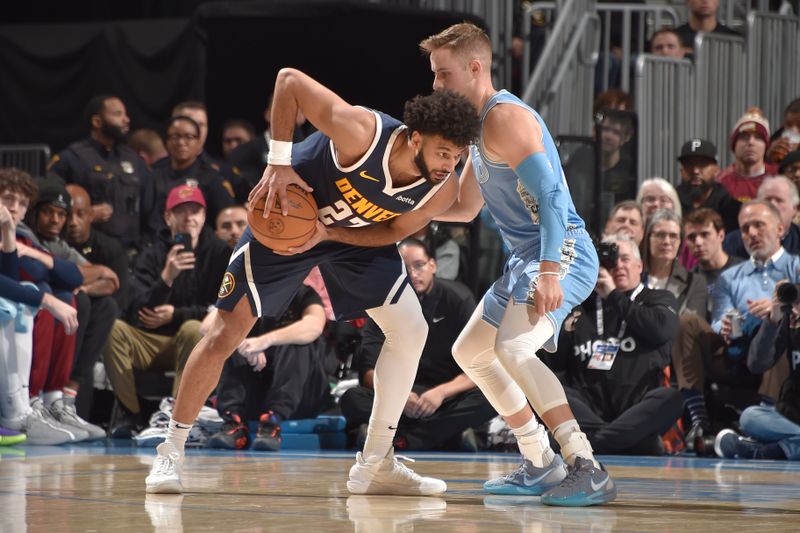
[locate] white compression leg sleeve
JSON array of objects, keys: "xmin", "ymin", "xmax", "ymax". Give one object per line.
[
  {"xmin": 0, "ymin": 304, "xmax": 34, "ymax": 425},
  {"xmin": 452, "ymin": 299, "xmax": 528, "ymax": 417},
  {"xmin": 361, "ymin": 284, "xmax": 428, "ymax": 461},
  {"xmin": 494, "ymin": 304, "xmax": 569, "ymax": 414},
  {"xmin": 496, "ymin": 305, "xmax": 598, "ymax": 467}
]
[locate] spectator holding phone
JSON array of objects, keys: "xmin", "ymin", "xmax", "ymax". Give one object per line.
[
  {"xmin": 102, "ymin": 185, "xmax": 229, "ymax": 437},
  {"xmin": 767, "ymin": 99, "xmax": 800, "ymax": 165}
]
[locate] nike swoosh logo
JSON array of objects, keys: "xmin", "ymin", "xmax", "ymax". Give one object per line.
[
  {"xmin": 522, "ymin": 469, "xmax": 557, "ymax": 487},
  {"xmin": 590, "ymin": 476, "xmax": 608, "ymax": 492},
  {"xmin": 432, "ymin": 316, "xmax": 445, "ymax": 323},
  {"xmin": 359, "ymin": 170, "xmax": 380, "ymax": 182}
]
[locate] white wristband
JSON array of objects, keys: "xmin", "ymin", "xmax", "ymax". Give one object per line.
[
  {"xmin": 267, "ymin": 139, "xmax": 293, "ymax": 166},
  {"xmin": 538, "ymin": 271, "xmax": 560, "ymax": 277}
]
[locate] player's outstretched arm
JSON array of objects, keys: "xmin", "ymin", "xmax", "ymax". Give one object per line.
[
  {"xmin": 484, "ymin": 104, "xmax": 569, "ymax": 315},
  {"xmin": 434, "ymin": 154, "xmax": 484, "ymax": 223},
  {"xmin": 276, "ymin": 177, "xmax": 459, "ymax": 254},
  {"xmin": 249, "ymin": 68, "xmax": 376, "ymax": 216}
]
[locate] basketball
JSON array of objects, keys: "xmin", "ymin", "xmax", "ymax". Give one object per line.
[{"xmin": 248, "ymin": 185, "xmax": 318, "ymax": 251}]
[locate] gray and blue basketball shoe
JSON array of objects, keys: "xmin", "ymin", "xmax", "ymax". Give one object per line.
[
  {"xmin": 541, "ymin": 457, "xmax": 617, "ymax": 506},
  {"xmin": 484, "ymin": 455, "xmax": 568, "ymax": 496}
]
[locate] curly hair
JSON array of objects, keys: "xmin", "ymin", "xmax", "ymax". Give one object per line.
[
  {"xmin": 0, "ymin": 167, "xmax": 38, "ymax": 204},
  {"xmin": 403, "ymin": 90, "xmax": 480, "ymax": 148}
]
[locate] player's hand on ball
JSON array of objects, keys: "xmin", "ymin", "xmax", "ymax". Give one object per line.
[
  {"xmin": 273, "ymin": 220, "xmax": 328, "ymax": 256},
  {"xmin": 249, "ymin": 164, "xmax": 313, "ymax": 218}
]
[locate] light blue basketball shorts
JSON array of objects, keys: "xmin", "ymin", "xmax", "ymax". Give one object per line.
[{"xmin": 481, "ymin": 228, "xmax": 599, "ymax": 352}]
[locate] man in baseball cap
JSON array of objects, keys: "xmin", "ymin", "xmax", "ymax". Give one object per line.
[
  {"xmin": 102, "ymin": 182, "xmax": 230, "ymax": 438},
  {"xmin": 166, "ymin": 183, "xmax": 207, "ymax": 211},
  {"xmin": 676, "ymin": 139, "xmax": 740, "ymax": 232},
  {"xmin": 717, "ymin": 108, "xmax": 779, "ymax": 203}
]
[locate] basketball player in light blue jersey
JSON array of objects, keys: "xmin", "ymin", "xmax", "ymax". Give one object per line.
[
  {"xmin": 146, "ymin": 68, "xmax": 482, "ymax": 496},
  {"xmin": 421, "ymin": 23, "xmax": 616, "ymax": 506}
]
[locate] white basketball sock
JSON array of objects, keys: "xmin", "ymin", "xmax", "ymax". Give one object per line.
[{"xmin": 165, "ymin": 418, "xmax": 192, "ymax": 455}]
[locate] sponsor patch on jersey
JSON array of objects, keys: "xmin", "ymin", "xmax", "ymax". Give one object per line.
[
  {"xmin": 218, "ymin": 272, "xmax": 235, "ymax": 298},
  {"xmin": 395, "ymin": 195, "xmax": 415, "ymax": 205}
]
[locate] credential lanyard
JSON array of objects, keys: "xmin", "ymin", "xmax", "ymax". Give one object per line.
[{"xmin": 596, "ymin": 283, "xmax": 644, "ymax": 340}]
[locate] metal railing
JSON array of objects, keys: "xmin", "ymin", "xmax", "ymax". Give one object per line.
[
  {"xmin": 634, "ymin": 55, "xmax": 695, "ymax": 185},
  {"xmin": 522, "ymin": 0, "xmax": 600, "ymax": 136},
  {"xmin": 694, "ymin": 33, "xmax": 747, "ymax": 170},
  {"xmin": 370, "ymin": 0, "xmax": 516, "ymax": 89},
  {"xmin": 596, "ymin": 4, "xmax": 680, "ymax": 92},
  {"xmin": 522, "ymin": 3, "xmax": 679, "ymax": 107},
  {"xmin": 719, "ymin": 0, "xmax": 771, "ymax": 28},
  {"xmin": 0, "ymin": 144, "xmax": 51, "ymax": 177},
  {"xmin": 745, "ymin": 11, "xmax": 800, "ymax": 129},
  {"xmin": 520, "ymin": 1, "xmax": 557, "ymax": 91}
]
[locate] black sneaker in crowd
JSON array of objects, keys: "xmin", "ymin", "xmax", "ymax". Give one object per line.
[
  {"xmin": 252, "ymin": 412, "xmax": 282, "ymax": 451},
  {"xmin": 208, "ymin": 412, "xmax": 250, "ymax": 450}
]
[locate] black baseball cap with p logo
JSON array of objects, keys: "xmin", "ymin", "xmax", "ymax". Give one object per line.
[{"xmin": 677, "ymin": 139, "xmax": 718, "ymax": 163}]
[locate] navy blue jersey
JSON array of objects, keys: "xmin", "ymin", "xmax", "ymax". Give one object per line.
[{"xmin": 292, "ymin": 109, "xmax": 448, "ymax": 227}]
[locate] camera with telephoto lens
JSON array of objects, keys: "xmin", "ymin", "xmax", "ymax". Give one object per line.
[
  {"xmin": 777, "ymin": 283, "xmax": 800, "ymax": 305},
  {"xmin": 597, "ymin": 242, "xmax": 619, "ymax": 270}
]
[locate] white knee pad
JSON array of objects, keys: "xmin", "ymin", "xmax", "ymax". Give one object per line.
[
  {"xmin": 494, "ymin": 304, "xmax": 568, "ymax": 414},
  {"xmin": 451, "ymin": 299, "xmax": 528, "ymax": 417}
]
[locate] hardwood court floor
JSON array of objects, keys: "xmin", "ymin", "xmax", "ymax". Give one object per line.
[{"xmin": 1, "ymin": 444, "xmax": 799, "ymax": 532}]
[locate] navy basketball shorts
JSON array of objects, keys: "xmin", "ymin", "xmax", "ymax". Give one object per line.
[{"xmin": 216, "ymin": 227, "xmax": 410, "ymax": 320}]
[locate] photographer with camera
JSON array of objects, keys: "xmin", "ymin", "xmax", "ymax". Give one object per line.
[
  {"xmin": 102, "ymin": 185, "xmax": 229, "ymax": 437},
  {"xmin": 713, "ymin": 280, "xmax": 800, "ymax": 460},
  {"xmin": 543, "ymin": 234, "xmax": 683, "ymax": 455}
]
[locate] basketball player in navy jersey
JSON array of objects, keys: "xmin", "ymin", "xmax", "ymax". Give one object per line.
[
  {"xmin": 146, "ymin": 68, "xmax": 480, "ymax": 495},
  {"xmin": 420, "ymin": 23, "xmax": 617, "ymax": 506}
]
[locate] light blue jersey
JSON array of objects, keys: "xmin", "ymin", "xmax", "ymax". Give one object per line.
[
  {"xmin": 469, "ymin": 90, "xmax": 585, "ymax": 252},
  {"xmin": 471, "ymin": 90, "xmax": 598, "ymax": 351}
]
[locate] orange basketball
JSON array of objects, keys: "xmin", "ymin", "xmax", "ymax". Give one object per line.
[{"xmin": 248, "ymin": 185, "xmax": 318, "ymax": 251}]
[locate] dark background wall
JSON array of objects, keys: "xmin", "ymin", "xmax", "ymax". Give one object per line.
[{"xmin": 0, "ymin": 1, "xmax": 483, "ymax": 159}]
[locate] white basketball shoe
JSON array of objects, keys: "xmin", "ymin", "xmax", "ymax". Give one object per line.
[
  {"xmin": 347, "ymin": 449, "xmax": 446, "ymax": 496},
  {"xmin": 145, "ymin": 442, "xmax": 184, "ymax": 494}
]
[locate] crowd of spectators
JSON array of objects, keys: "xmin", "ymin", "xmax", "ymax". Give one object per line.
[{"xmin": 1, "ymin": 0, "xmax": 799, "ymax": 460}]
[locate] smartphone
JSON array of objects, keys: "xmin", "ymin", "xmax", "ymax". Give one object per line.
[{"xmin": 174, "ymin": 232, "xmax": 193, "ymax": 253}]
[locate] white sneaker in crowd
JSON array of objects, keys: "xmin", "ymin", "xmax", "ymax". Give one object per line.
[
  {"xmin": 347, "ymin": 449, "xmax": 447, "ymax": 496},
  {"xmin": 2, "ymin": 403, "xmax": 75, "ymax": 446},
  {"xmin": 145, "ymin": 442, "xmax": 184, "ymax": 494},
  {"xmin": 49, "ymin": 397, "xmax": 106, "ymax": 440},
  {"xmin": 30, "ymin": 396, "xmax": 88, "ymax": 443}
]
